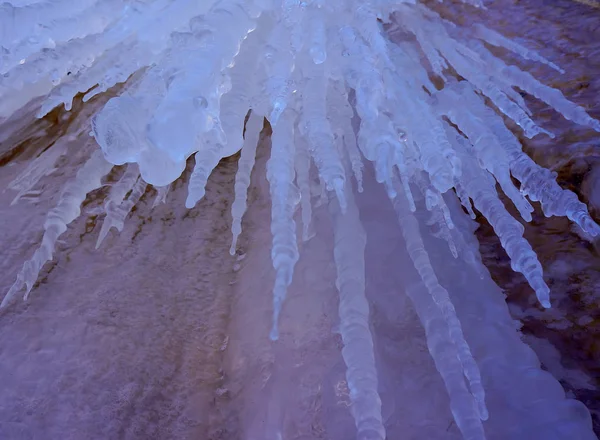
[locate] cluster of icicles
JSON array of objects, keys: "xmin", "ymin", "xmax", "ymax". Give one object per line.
[{"xmin": 2, "ymin": 0, "xmax": 600, "ymax": 439}]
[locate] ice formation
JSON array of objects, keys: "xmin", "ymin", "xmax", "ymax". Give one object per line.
[{"xmin": 1, "ymin": 0, "xmax": 600, "ymax": 439}]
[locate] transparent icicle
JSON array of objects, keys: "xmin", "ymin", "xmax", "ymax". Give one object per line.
[
  {"xmin": 338, "ymin": 25, "xmax": 385, "ymax": 123},
  {"xmin": 405, "ymin": 282, "xmax": 487, "ymax": 440},
  {"xmin": 96, "ymin": 164, "xmax": 141, "ymax": 249},
  {"xmin": 151, "ymin": 185, "xmax": 170, "ymax": 208},
  {"xmin": 329, "ymin": 174, "xmax": 386, "ymax": 440},
  {"xmin": 267, "ymin": 109, "xmax": 299, "ymax": 341},
  {"xmin": 467, "ymin": 39, "xmax": 600, "ymax": 133},
  {"xmin": 391, "ymin": 175, "xmax": 489, "ymax": 422},
  {"xmin": 1, "ymin": 150, "xmax": 113, "ymax": 307},
  {"xmin": 230, "ymin": 111, "xmax": 264, "ymax": 255},
  {"xmin": 383, "ymin": 46, "xmax": 459, "ymax": 193},
  {"xmin": 427, "ymin": 207, "xmax": 459, "ymax": 258},
  {"xmin": 441, "ymin": 81, "xmax": 600, "ymax": 237},
  {"xmin": 451, "ymin": 133, "xmax": 552, "ymax": 308},
  {"xmin": 97, "ymin": 176, "xmax": 146, "ymax": 247},
  {"xmin": 513, "ymin": 155, "xmax": 600, "ymax": 237},
  {"xmin": 434, "ymin": 83, "xmax": 535, "ymax": 223},
  {"xmin": 400, "ymin": 5, "xmax": 551, "ymax": 139},
  {"xmin": 456, "ymin": 184, "xmax": 477, "ymax": 220},
  {"xmin": 472, "ymin": 23, "xmax": 564, "ymax": 73}
]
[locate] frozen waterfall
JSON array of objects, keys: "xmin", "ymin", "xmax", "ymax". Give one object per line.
[{"xmin": 1, "ymin": 0, "xmax": 599, "ymax": 439}]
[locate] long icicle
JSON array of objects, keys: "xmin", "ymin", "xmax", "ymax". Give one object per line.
[
  {"xmin": 329, "ymin": 173, "xmax": 386, "ymax": 440},
  {"xmin": 230, "ymin": 111, "xmax": 264, "ymax": 255},
  {"xmin": 391, "ymin": 174, "xmax": 488, "ymax": 423},
  {"xmin": 267, "ymin": 108, "xmax": 299, "ymax": 341}
]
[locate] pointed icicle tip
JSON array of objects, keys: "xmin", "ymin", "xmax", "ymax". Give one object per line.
[
  {"xmin": 185, "ymin": 192, "xmax": 203, "ymax": 209},
  {"xmin": 333, "ymin": 178, "xmax": 347, "ymax": 214},
  {"xmin": 270, "ymin": 325, "xmax": 279, "ymax": 341}
]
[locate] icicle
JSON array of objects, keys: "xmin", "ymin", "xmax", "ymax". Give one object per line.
[
  {"xmin": 440, "ymin": 82, "xmax": 600, "ymax": 237},
  {"xmin": 427, "ymin": 207, "xmax": 459, "ymax": 258},
  {"xmin": 472, "ymin": 23, "xmax": 564, "ymax": 73},
  {"xmin": 338, "ymin": 25, "xmax": 385, "ymax": 122},
  {"xmin": 1, "ymin": 151, "xmax": 113, "ymax": 308},
  {"xmin": 383, "ymin": 46, "xmax": 459, "ymax": 193},
  {"xmin": 299, "ymin": 58, "xmax": 348, "ymax": 212},
  {"xmin": 294, "ymin": 128, "xmax": 314, "ymax": 242},
  {"xmin": 456, "ymin": 184, "xmax": 477, "ymax": 220},
  {"xmin": 328, "ymin": 80, "xmax": 364, "ymax": 192},
  {"xmin": 96, "ymin": 164, "xmax": 140, "ymax": 249},
  {"xmin": 329, "ymin": 174, "xmax": 386, "ymax": 440},
  {"xmin": 467, "ymin": 39, "xmax": 600, "ymax": 132},
  {"xmin": 513, "ymin": 155, "xmax": 600, "ymax": 237},
  {"xmin": 401, "ymin": 5, "xmax": 552, "ymax": 139},
  {"xmin": 97, "ymin": 176, "xmax": 146, "ymax": 248},
  {"xmin": 267, "ymin": 109, "xmax": 299, "ymax": 341},
  {"xmin": 393, "ymin": 9, "xmax": 448, "ymax": 80},
  {"xmin": 451, "ymin": 134, "xmax": 552, "ymax": 308},
  {"xmin": 230, "ymin": 111, "xmax": 264, "ymax": 255},
  {"xmin": 220, "ymin": 15, "xmax": 270, "ymax": 158},
  {"xmin": 391, "ymin": 175, "xmax": 489, "ymax": 423},
  {"xmin": 282, "ymin": 0, "xmax": 306, "ymax": 54},
  {"xmin": 151, "ymin": 185, "xmax": 169, "ymax": 208},
  {"xmin": 185, "ymin": 129, "xmax": 226, "ymax": 209},
  {"xmin": 263, "ymin": 22, "xmax": 294, "ymax": 125},
  {"xmin": 434, "ymin": 84, "xmax": 535, "ymax": 223},
  {"xmin": 405, "ymin": 282, "xmax": 487, "ymax": 440}
]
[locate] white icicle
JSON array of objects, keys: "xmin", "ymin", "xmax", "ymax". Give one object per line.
[
  {"xmin": 267, "ymin": 109, "xmax": 299, "ymax": 341},
  {"xmin": 230, "ymin": 111, "xmax": 264, "ymax": 255}
]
